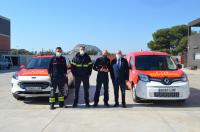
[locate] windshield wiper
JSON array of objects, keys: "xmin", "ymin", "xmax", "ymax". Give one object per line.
[{"xmin": 27, "ymin": 67, "xmax": 37, "ymax": 69}]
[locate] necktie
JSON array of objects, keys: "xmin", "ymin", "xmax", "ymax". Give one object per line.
[{"xmin": 117, "ymin": 59, "xmax": 121, "ymax": 68}]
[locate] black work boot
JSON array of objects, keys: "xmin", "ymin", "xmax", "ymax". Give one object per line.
[
  {"xmin": 122, "ymin": 94, "xmax": 126, "ymax": 108},
  {"xmin": 122, "ymin": 102, "xmax": 127, "ymax": 108},
  {"xmin": 50, "ymin": 104, "xmax": 55, "ymax": 110},
  {"xmin": 104, "ymin": 102, "xmax": 110, "ymax": 107},
  {"xmin": 113, "ymin": 102, "xmax": 119, "ymax": 107},
  {"xmin": 73, "ymin": 103, "xmax": 78, "ymax": 108},
  {"xmin": 85, "ymin": 102, "xmax": 90, "ymax": 107},
  {"xmin": 59, "ymin": 102, "xmax": 64, "ymax": 108},
  {"xmin": 93, "ymin": 102, "xmax": 98, "ymax": 107}
]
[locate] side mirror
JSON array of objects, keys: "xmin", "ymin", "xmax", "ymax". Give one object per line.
[
  {"xmin": 129, "ymin": 64, "xmax": 132, "ymax": 69},
  {"xmin": 20, "ymin": 65, "xmax": 25, "ymax": 69},
  {"xmin": 177, "ymin": 64, "xmax": 182, "ymax": 69}
]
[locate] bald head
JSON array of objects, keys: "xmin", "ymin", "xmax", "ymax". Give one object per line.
[
  {"xmin": 116, "ymin": 50, "xmax": 122, "ymax": 55},
  {"xmin": 102, "ymin": 50, "xmax": 108, "ymax": 56}
]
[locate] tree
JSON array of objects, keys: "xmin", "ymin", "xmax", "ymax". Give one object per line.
[
  {"xmin": 147, "ymin": 25, "xmax": 192, "ymax": 55},
  {"xmin": 38, "ymin": 49, "xmax": 54, "ymax": 55},
  {"xmin": 10, "ymin": 49, "xmax": 34, "ymax": 55}
]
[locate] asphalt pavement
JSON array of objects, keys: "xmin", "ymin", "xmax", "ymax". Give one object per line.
[{"xmin": 0, "ymin": 69, "xmax": 200, "ymax": 132}]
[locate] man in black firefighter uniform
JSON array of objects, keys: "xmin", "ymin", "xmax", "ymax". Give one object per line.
[
  {"xmin": 48, "ymin": 47, "xmax": 67, "ymax": 110},
  {"xmin": 93, "ymin": 50, "xmax": 110, "ymax": 107},
  {"xmin": 71, "ymin": 46, "xmax": 93, "ymax": 107}
]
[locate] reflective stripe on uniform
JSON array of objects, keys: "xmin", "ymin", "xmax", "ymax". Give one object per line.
[
  {"xmin": 83, "ymin": 64, "xmax": 89, "ymax": 67},
  {"xmin": 71, "ymin": 62, "xmax": 82, "ymax": 67},
  {"xmin": 49, "ymin": 97, "xmax": 55, "ymax": 103},
  {"xmin": 71, "ymin": 62, "xmax": 76, "ymax": 66},
  {"xmin": 72, "ymin": 62, "xmax": 93, "ymax": 68},
  {"xmin": 88, "ymin": 62, "xmax": 93, "ymax": 65},
  {"xmin": 58, "ymin": 96, "xmax": 65, "ymax": 102}
]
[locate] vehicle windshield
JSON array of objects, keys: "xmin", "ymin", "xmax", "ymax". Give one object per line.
[
  {"xmin": 26, "ymin": 58, "xmax": 51, "ymax": 69},
  {"xmin": 135, "ymin": 55, "xmax": 177, "ymax": 70}
]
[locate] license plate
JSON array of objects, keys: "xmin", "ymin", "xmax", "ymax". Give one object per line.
[
  {"xmin": 26, "ymin": 87, "xmax": 42, "ymax": 91},
  {"xmin": 158, "ymin": 88, "xmax": 176, "ymax": 92}
]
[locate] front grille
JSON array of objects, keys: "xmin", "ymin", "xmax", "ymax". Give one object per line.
[
  {"xmin": 154, "ymin": 92, "xmax": 179, "ymax": 97},
  {"xmin": 150, "ymin": 77, "xmax": 182, "ymax": 85},
  {"xmin": 19, "ymin": 82, "xmax": 49, "ymax": 89}
]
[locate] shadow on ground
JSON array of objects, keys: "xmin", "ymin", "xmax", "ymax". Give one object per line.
[
  {"xmin": 23, "ymin": 87, "xmax": 200, "ymax": 109},
  {"xmin": 23, "ymin": 85, "xmax": 104, "ymax": 106}
]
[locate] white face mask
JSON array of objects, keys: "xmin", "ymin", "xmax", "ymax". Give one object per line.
[
  {"xmin": 116, "ymin": 54, "xmax": 121, "ymax": 60},
  {"xmin": 56, "ymin": 52, "xmax": 62, "ymax": 57},
  {"xmin": 80, "ymin": 50, "xmax": 85, "ymax": 55}
]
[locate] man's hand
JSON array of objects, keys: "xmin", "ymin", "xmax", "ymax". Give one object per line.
[
  {"xmin": 48, "ymin": 75, "xmax": 51, "ymax": 80},
  {"xmin": 100, "ymin": 67, "xmax": 109, "ymax": 72},
  {"xmin": 104, "ymin": 68, "xmax": 109, "ymax": 72},
  {"xmin": 125, "ymin": 80, "xmax": 130, "ymax": 83},
  {"xmin": 99, "ymin": 67, "xmax": 104, "ymax": 72}
]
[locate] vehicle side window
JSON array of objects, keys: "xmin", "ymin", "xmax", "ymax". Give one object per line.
[
  {"xmin": 167, "ymin": 57, "xmax": 177, "ymax": 70},
  {"xmin": 130, "ymin": 56, "xmax": 134, "ymax": 66}
]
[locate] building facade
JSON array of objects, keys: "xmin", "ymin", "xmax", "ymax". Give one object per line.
[
  {"xmin": 0, "ymin": 15, "xmax": 10, "ymax": 55},
  {"xmin": 188, "ymin": 18, "xmax": 200, "ymax": 68}
]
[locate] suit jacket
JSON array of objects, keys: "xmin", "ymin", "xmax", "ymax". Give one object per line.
[{"xmin": 110, "ymin": 57, "xmax": 129, "ymax": 82}]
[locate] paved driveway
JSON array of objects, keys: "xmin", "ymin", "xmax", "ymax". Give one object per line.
[{"xmin": 0, "ymin": 69, "xmax": 200, "ymax": 132}]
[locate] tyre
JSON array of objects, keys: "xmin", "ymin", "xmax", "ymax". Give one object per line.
[
  {"xmin": 6, "ymin": 64, "xmax": 11, "ymax": 69},
  {"xmin": 131, "ymin": 84, "xmax": 141, "ymax": 103},
  {"xmin": 12, "ymin": 93, "xmax": 25, "ymax": 101}
]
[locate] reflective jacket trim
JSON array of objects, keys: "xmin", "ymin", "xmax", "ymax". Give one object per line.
[
  {"xmin": 58, "ymin": 96, "xmax": 65, "ymax": 102},
  {"xmin": 71, "ymin": 62, "xmax": 93, "ymax": 68},
  {"xmin": 49, "ymin": 97, "xmax": 55, "ymax": 103}
]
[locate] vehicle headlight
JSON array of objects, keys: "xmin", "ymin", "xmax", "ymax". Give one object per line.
[
  {"xmin": 12, "ymin": 72, "xmax": 18, "ymax": 80},
  {"xmin": 138, "ymin": 74, "xmax": 150, "ymax": 82},
  {"xmin": 181, "ymin": 73, "xmax": 188, "ymax": 82}
]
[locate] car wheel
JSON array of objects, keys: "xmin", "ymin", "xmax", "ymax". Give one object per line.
[
  {"xmin": 12, "ymin": 93, "xmax": 25, "ymax": 101},
  {"xmin": 7, "ymin": 64, "xmax": 11, "ymax": 69},
  {"xmin": 132, "ymin": 85, "xmax": 141, "ymax": 103}
]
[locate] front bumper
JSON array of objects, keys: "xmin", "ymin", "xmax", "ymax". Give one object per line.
[
  {"xmin": 13, "ymin": 91, "xmax": 50, "ymax": 97},
  {"xmin": 135, "ymin": 80, "xmax": 190, "ymax": 100},
  {"xmin": 11, "ymin": 77, "xmax": 51, "ymax": 97}
]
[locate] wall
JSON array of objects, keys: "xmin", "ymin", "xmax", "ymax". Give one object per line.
[
  {"xmin": 0, "ymin": 16, "xmax": 10, "ymax": 54},
  {"xmin": 188, "ymin": 33, "xmax": 200, "ymax": 68}
]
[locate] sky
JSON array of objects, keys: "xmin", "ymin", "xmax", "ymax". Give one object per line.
[{"xmin": 0, "ymin": 0, "xmax": 200, "ymax": 53}]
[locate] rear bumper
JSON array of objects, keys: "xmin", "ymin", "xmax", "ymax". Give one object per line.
[{"xmin": 135, "ymin": 80, "xmax": 190, "ymax": 100}]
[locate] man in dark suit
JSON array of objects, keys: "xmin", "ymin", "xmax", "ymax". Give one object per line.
[{"xmin": 110, "ymin": 50, "xmax": 129, "ymax": 108}]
